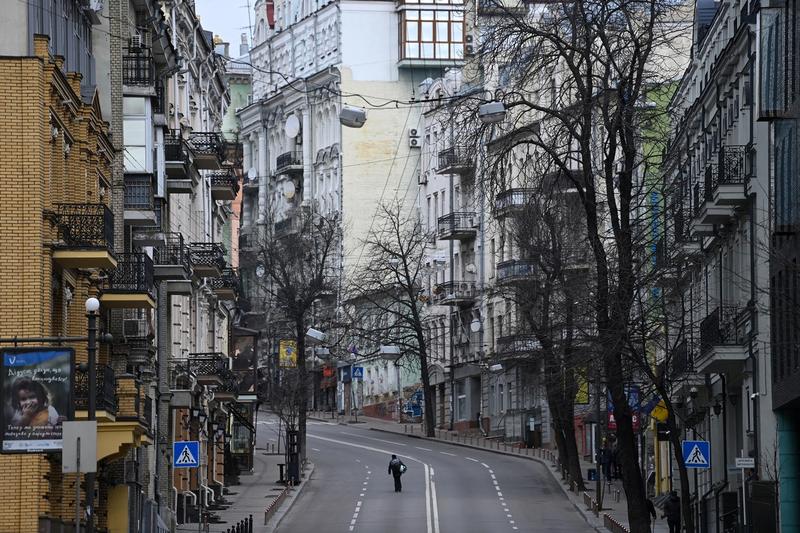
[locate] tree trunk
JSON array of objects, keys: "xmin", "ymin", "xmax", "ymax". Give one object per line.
[
  {"xmin": 296, "ymin": 319, "xmax": 308, "ymax": 466},
  {"xmin": 560, "ymin": 398, "xmax": 586, "ymax": 491},
  {"xmin": 606, "ymin": 348, "xmax": 651, "ymax": 533},
  {"xmin": 418, "ymin": 347, "xmax": 436, "ymax": 438},
  {"xmin": 667, "ymin": 410, "xmax": 695, "ymax": 533}
]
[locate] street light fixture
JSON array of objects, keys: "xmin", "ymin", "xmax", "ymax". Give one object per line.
[
  {"xmin": 305, "ymin": 327, "xmax": 327, "ymax": 345},
  {"xmin": 84, "ymin": 297, "xmax": 100, "ymax": 533},
  {"xmin": 478, "ymin": 101, "xmax": 506, "ymax": 124}
]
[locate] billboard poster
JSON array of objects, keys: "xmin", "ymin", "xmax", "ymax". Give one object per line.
[
  {"xmin": 279, "ymin": 340, "xmax": 297, "ymax": 368},
  {"xmin": 1, "ymin": 348, "xmax": 73, "ymax": 453},
  {"xmin": 607, "ymin": 384, "xmax": 641, "ymax": 432}
]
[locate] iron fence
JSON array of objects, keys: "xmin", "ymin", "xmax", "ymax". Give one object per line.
[
  {"xmin": 124, "ymin": 175, "xmax": 154, "ymax": 210},
  {"xmin": 75, "ymin": 364, "xmax": 116, "ymax": 413},
  {"xmin": 122, "ymin": 47, "xmax": 154, "ymax": 86},
  {"xmin": 437, "ymin": 146, "xmax": 474, "ymax": 170},
  {"xmin": 189, "ymin": 242, "xmax": 226, "ymax": 270},
  {"xmin": 107, "ymin": 253, "xmax": 155, "ymax": 296},
  {"xmin": 154, "ymin": 232, "xmax": 190, "ymax": 269},
  {"xmin": 495, "ymin": 188, "xmax": 535, "ymax": 213},
  {"xmin": 276, "ymin": 150, "xmax": 302, "ymax": 172},
  {"xmin": 164, "ymin": 130, "xmax": 189, "ymax": 162},
  {"xmin": 437, "ymin": 212, "xmax": 476, "ymax": 237},
  {"xmin": 188, "ymin": 132, "xmax": 224, "ymax": 159},
  {"xmin": 56, "ymin": 203, "xmax": 115, "ymax": 250}
]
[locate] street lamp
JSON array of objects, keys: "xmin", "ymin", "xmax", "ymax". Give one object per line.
[
  {"xmin": 84, "ymin": 297, "xmax": 100, "ymax": 533},
  {"xmin": 478, "ymin": 101, "xmax": 506, "ymax": 124},
  {"xmin": 380, "ymin": 346, "xmax": 403, "ymax": 422}
]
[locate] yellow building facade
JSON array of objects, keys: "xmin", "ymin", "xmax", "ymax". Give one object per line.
[{"xmin": 0, "ymin": 35, "xmax": 150, "ymax": 532}]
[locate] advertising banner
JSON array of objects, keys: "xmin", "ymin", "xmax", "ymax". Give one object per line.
[
  {"xmin": 1, "ymin": 348, "xmax": 73, "ymax": 453},
  {"xmin": 279, "ymin": 340, "xmax": 297, "ymax": 368}
]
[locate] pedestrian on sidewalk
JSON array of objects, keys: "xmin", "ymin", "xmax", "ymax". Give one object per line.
[
  {"xmin": 388, "ymin": 454, "xmax": 406, "ymax": 493},
  {"xmin": 646, "ymin": 497, "xmax": 657, "ymax": 532},
  {"xmin": 662, "ymin": 490, "xmax": 681, "ymax": 533}
]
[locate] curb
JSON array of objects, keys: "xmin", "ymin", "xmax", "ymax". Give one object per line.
[
  {"xmin": 264, "ymin": 461, "xmax": 316, "ymax": 532},
  {"xmin": 365, "ymin": 426, "xmax": 604, "ymax": 532}
]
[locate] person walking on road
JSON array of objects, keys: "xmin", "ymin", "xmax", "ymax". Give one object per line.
[
  {"xmin": 388, "ymin": 454, "xmax": 406, "ymax": 492},
  {"xmin": 662, "ymin": 490, "xmax": 681, "ymax": 533}
]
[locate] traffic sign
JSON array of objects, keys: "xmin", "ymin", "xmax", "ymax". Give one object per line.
[
  {"xmin": 735, "ymin": 457, "xmax": 755, "ymax": 469},
  {"xmin": 173, "ymin": 441, "xmax": 200, "ymax": 468},
  {"xmin": 682, "ymin": 440, "xmax": 710, "ymax": 469},
  {"xmin": 352, "ymin": 366, "xmax": 364, "ymax": 380}
]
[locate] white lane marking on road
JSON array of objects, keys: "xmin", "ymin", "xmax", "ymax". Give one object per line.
[
  {"xmin": 439, "ymin": 451, "xmax": 456, "ymax": 457},
  {"xmin": 311, "ymin": 448, "xmax": 320, "ymax": 452},
  {"xmin": 481, "ymin": 462, "xmax": 490, "ymax": 468},
  {"xmin": 465, "ymin": 457, "xmax": 479, "ymax": 462},
  {"xmin": 490, "ymin": 474, "xmax": 496, "ymax": 480},
  {"xmin": 415, "ymin": 446, "xmax": 433, "ymax": 451},
  {"xmin": 430, "ymin": 467, "xmax": 440, "ymax": 533},
  {"xmin": 488, "ymin": 469, "xmax": 494, "ymax": 474},
  {"xmin": 356, "ymin": 459, "xmax": 361, "ymax": 463},
  {"xmin": 497, "ymin": 491, "xmax": 503, "ymax": 497},
  {"xmin": 309, "ymin": 433, "xmax": 439, "ymax": 533}
]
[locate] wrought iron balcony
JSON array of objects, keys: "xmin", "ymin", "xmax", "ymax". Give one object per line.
[
  {"xmin": 437, "ymin": 146, "xmax": 475, "ymax": 174},
  {"xmin": 437, "ymin": 212, "xmax": 477, "ymax": 240},
  {"xmin": 188, "ymin": 132, "xmax": 225, "ymax": 170},
  {"xmin": 153, "ymin": 232, "xmax": 191, "ymax": 280},
  {"xmin": 496, "ymin": 259, "xmax": 537, "ymax": 284},
  {"xmin": 212, "ymin": 368, "xmax": 240, "ymax": 401},
  {"xmin": 495, "ymin": 334, "xmax": 541, "ymax": 359},
  {"xmin": 122, "ymin": 46, "xmax": 154, "ymax": 86},
  {"xmin": 432, "ymin": 281, "xmax": 477, "ymax": 306},
  {"xmin": 102, "ymin": 252, "xmax": 156, "ymax": 309},
  {"xmin": 494, "ymin": 188, "xmax": 535, "ymax": 217},
  {"xmin": 53, "ymin": 203, "xmax": 117, "ymax": 269},
  {"xmin": 209, "ymin": 169, "xmax": 239, "ymax": 201},
  {"xmin": 189, "ymin": 242, "xmax": 226, "ymax": 278},
  {"xmin": 670, "ymin": 340, "xmax": 693, "ymax": 377},
  {"xmin": 124, "ymin": 175, "xmax": 157, "ymax": 225},
  {"xmin": 697, "ymin": 304, "xmax": 753, "ymax": 373},
  {"xmin": 210, "ymin": 267, "xmax": 239, "ymax": 300},
  {"xmin": 276, "ymin": 150, "xmax": 303, "ymax": 174},
  {"xmin": 165, "ymin": 130, "xmax": 193, "ymax": 190},
  {"xmin": 75, "ymin": 364, "xmax": 117, "ymax": 416},
  {"xmin": 274, "ymin": 215, "xmax": 304, "ymax": 239},
  {"xmin": 188, "ymin": 353, "xmax": 229, "ymax": 386}
]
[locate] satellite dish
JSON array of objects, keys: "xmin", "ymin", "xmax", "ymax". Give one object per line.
[
  {"xmin": 284, "ymin": 115, "xmax": 301, "ymax": 138},
  {"xmin": 247, "ymin": 167, "xmax": 257, "ymax": 181},
  {"xmin": 470, "ymin": 318, "xmax": 482, "ymax": 333},
  {"xmin": 283, "ymin": 180, "xmax": 296, "ymax": 199},
  {"xmin": 465, "ymin": 263, "xmax": 476, "ymax": 274}
]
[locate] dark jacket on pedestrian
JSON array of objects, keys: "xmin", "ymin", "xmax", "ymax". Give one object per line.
[
  {"xmin": 388, "ymin": 457, "xmax": 405, "ymax": 476},
  {"xmin": 663, "ymin": 493, "xmax": 681, "ymax": 522}
]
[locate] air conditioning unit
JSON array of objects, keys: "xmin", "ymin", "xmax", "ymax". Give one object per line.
[
  {"xmin": 123, "ymin": 318, "xmax": 150, "ymax": 339},
  {"xmin": 465, "ymin": 34, "xmax": 473, "ymax": 44},
  {"xmin": 417, "ymin": 170, "xmax": 427, "ymax": 185},
  {"xmin": 409, "ymin": 128, "xmax": 419, "ymax": 137},
  {"xmin": 409, "ymin": 137, "xmax": 421, "ymax": 148},
  {"xmin": 465, "ymin": 44, "xmax": 475, "ymax": 57}
]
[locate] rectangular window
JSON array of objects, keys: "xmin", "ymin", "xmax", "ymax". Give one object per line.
[
  {"xmin": 400, "ymin": 8, "xmax": 465, "ymax": 60},
  {"xmin": 123, "ymin": 96, "xmax": 151, "ymax": 173},
  {"xmin": 498, "ymin": 383, "xmax": 504, "ymax": 412},
  {"xmin": 456, "ymin": 380, "xmax": 467, "ymax": 420},
  {"xmin": 775, "ymin": 119, "xmax": 799, "ymax": 231}
]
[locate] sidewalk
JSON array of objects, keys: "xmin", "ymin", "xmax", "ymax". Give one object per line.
[{"xmin": 310, "ymin": 412, "xmax": 670, "ymax": 533}]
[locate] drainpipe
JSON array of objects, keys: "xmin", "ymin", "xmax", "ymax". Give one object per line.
[
  {"xmin": 257, "ymin": 127, "xmax": 268, "ymax": 223},
  {"xmin": 200, "ymin": 484, "xmax": 215, "ymax": 505}
]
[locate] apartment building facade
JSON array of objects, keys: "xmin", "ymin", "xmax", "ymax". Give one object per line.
[{"xmin": 238, "ymin": 0, "xmax": 468, "ymax": 414}]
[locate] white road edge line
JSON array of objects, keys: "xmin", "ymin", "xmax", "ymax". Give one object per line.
[
  {"xmin": 439, "ymin": 451, "xmax": 456, "ymax": 457},
  {"xmin": 309, "ymin": 433, "xmax": 439, "ymax": 533},
  {"xmin": 465, "ymin": 457, "xmax": 479, "ymax": 462},
  {"xmin": 415, "ymin": 446, "xmax": 433, "ymax": 451}
]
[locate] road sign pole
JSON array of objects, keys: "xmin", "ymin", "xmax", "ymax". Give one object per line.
[{"xmin": 76, "ymin": 437, "xmax": 81, "ymax": 533}]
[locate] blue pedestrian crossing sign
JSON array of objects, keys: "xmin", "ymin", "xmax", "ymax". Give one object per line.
[
  {"xmin": 682, "ymin": 440, "xmax": 710, "ymax": 469},
  {"xmin": 352, "ymin": 366, "xmax": 364, "ymax": 380},
  {"xmin": 173, "ymin": 441, "xmax": 200, "ymax": 468}
]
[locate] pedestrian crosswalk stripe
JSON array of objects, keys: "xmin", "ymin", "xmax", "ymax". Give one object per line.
[
  {"xmin": 685, "ymin": 445, "xmax": 708, "ymax": 466},
  {"xmin": 175, "ymin": 445, "xmax": 197, "ymax": 465}
]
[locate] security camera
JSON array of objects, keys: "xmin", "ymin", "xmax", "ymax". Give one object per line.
[{"xmin": 339, "ymin": 105, "xmax": 367, "ymax": 128}]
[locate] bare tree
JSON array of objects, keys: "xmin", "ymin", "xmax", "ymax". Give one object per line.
[
  {"xmin": 256, "ymin": 209, "xmax": 340, "ymax": 462},
  {"xmin": 346, "ymin": 203, "xmax": 437, "ymax": 437},
  {"xmin": 443, "ymin": 2, "xmax": 692, "ymax": 531}
]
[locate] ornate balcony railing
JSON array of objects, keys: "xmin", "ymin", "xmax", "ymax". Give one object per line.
[
  {"xmin": 717, "ymin": 145, "xmax": 750, "ymax": 184},
  {"xmin": 699, "ymin": 305, "xmax": 751, "ymax": 355},
  {"xmin": 164, "ymin": 130, "xmax": 190, "ymax": 162},
  {"xmin": 122, "ymin": 47, "xmax": 154, "ymax": 86},
  {"xmin": 497, "ymin": 259, "xmax": 537, "ymax": 282},
  {"xmin": 189, "ymin": 242, "xmax": 226, "ymax": 271},
  {"xmin": 692, "ymin": 180, "xmax": 706, "ymax": 216},
  {"xmin": 107, "ymin": 253, "xmax": 155, "ymax": 297},
  {"xmin": 496, "ymin": 334, "xmax": 541, "ymax": 358},
  {"xmin": 437, "ymin": 146, "xmax": 474, "ymax": 171},
  {"xmin": 208, "ymin": 169, "xmax": 239, "ymax": 199},
  {"xmin": 432, "ymin": 281, "xmax": 477, "ymax": 304},
  {"xmin": 437, "ymin": 212, "xmax": 477, "ymax": 239},
  {"xmin": 495, "ymin": 188, "xmax": 535, "ymax": 214},
  {"xmin": 188, "ymin": 353, "xmax": 228, "ymax": 377},
  {"xmin": 154, "ymin": 232, "xmax": 190, "ymax": 268},
  {"xmin": 210, "ymin": 267, "xmax": 240, "ymax": 295},
  {"xmin": 670, "ymin": 340, "xmax": 693, "ymax": 377},
  {"xmin": 55, "ymin": 203, "xmax": 115, "ymax": 250},
  {"xmin": 276, "ymin": 150, "xmax": 303, "ymax": 173},
  {"xmin": 124, "ymin": 176, "xmax": 154, "ymax": 210},
  {"xmin": 188, "ymin": 132, "xmax": 225, "ymax": 160},
  {"xmin": 75, "ymin": 364, "xmax": 117, "ymax": 413}
]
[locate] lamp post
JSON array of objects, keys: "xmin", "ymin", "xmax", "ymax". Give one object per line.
[
  {"xmin": 84, "ymin": 297, "xmax": 100, "ymax": 533},
  {"xmin": 380, "ymin": 346, "xmax": 402, "ymax": 422}
]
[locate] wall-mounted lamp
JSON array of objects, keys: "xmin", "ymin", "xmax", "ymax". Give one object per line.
[
  {"xmin": 191, "ymin": 408, "xmax": 200, "ymax": 419},
  {"xmin": 212, "ymin": 422, "xmax": 219, "ymax": 433},
  {"xmin": 199, "ymin": 412, "xmax": 208, "ymax": 425},
  {"xmin": 713, "ymin": 403, "xmax": 722, "ymax": 416}
]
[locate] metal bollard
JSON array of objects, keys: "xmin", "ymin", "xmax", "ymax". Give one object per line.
[{"xmin": 249, "ymin": 514, "xmax": 254, "ymax": 533}]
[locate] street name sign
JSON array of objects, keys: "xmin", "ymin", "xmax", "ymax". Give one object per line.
[{"xmin": 173, "ymin": 441, "xmax": 200, "ymax": 468}]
